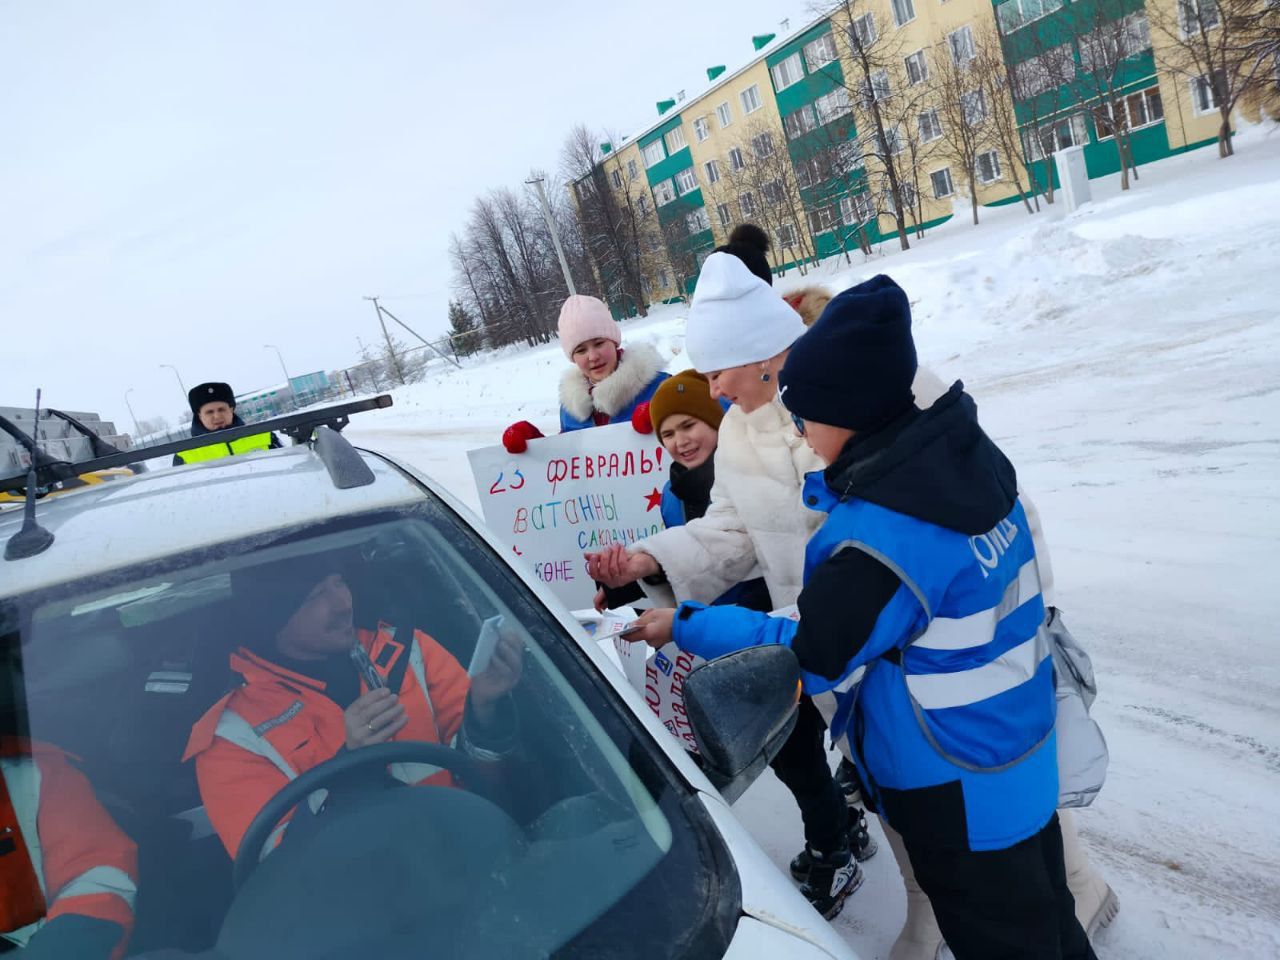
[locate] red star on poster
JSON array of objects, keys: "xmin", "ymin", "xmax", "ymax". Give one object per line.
[{"xmin": 644, "ymin": 488, "xmax": 663, "ymax": 512}]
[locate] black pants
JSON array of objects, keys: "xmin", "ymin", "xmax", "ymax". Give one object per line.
[
  {"xmin": 768, "ymin": 695, "xmax": 847, "ymax": 853},
  {"xmin": 907, "ymin": 813, "xmax": 1097, "ymax": 960}
]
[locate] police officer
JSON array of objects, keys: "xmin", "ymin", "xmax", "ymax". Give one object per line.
[{"xmin": 174, "ymin": 382, "xmax": 281, "ymax": 466}]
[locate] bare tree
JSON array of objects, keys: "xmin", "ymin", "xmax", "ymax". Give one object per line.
[
  {"xmin": 931, "ymin": 29, "xmax": 999, "ymax": 224},
  {"xmin": 1150, "ymin": 0, "xmax": 1280, "ymax": 157},
  {"xmin": 974, "ymin": 24, "xmax": 1039, "ymax": 214},
  {"xmin": 1071, "ymin": 0, "xmax": 1154, "ymax": 189},
  {"xmin": 816, "ymin": 0, "xmax": 919, "ymax": 249}
]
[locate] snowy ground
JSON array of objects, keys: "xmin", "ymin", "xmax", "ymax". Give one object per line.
[{"xmin": 348, "ymin": 127, "xmax": 1280, "ymax": 959}]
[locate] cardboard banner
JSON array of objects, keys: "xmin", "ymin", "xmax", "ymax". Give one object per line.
[{"xmin": 468, "ymin": 423, "xmax": 670, "ymax": 610}]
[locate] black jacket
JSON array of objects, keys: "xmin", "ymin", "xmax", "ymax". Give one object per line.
[{"xmin": 792, "ymin": 382, "xmax": 1019, "ymax": 680}]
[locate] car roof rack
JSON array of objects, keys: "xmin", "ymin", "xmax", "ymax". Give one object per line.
[{"xmin": 0, "ymin": 394, "xmax": 394, "ymax": 499}]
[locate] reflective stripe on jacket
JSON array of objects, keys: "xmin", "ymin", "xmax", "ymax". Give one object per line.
[
  {"xmin": 0, "ymin": 740, "xmax": 137, "ymax": 956},
  {"xmin": 176, "ymin": 431, "xmax": 273, "ymax": 464},
  {"xmin": 183, "ymin": 623, "xmax": 471, "ymax": 859}
]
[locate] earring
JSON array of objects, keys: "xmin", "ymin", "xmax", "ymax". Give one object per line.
[{"xmin": 760, "ymin": 368, "xmax": 772, "ymax": 382}]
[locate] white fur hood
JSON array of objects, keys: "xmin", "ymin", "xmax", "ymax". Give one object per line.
[{"xmin": 558, "ymin": 341, "xmax": 665, "ymax": 420}]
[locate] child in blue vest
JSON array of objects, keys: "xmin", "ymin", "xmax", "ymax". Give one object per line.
[{"xmin": 628, "ymin": 277, "xmax": 1096, "ymax": 960}]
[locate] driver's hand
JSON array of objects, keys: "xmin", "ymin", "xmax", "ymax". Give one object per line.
[
  {"xmin": 345, "ymin": 688, "xmax": 408, "ymax": 750},
  {"xmin": 469, "ymin": 625, "xmax": 524, "ymax": 728}
]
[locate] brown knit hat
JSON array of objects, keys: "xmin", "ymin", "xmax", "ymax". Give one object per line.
[{"xmin": 648, "ymin": 370, "xmax": 724, "ymax": 434}]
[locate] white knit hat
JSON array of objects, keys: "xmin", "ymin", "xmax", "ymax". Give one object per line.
[
  {"xmin": 685, "ymin": 252, "xmax": 809, "ymax": 372},
  {"xmin": 557, "ymin": 295, "xmax": 622, "ymax": 358}
]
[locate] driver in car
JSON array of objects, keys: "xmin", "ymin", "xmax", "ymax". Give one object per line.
[{"xmin": 183, "ymin": 555, "xmax": 523, "ymax": 860}]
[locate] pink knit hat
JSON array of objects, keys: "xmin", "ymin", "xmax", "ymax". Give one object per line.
[{"xmin": 557, "ymin": 295, "xmax": 622, "ymax": 358}]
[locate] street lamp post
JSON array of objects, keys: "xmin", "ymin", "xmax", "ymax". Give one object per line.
[
  {"xmin": 123, "ymin": 389, "xmax": 142, "ymax": 439},
  {"xmin": 525, "ymin": 176, "xmax": 577, "ymax": 296},
  {"xmin": 159, "ymin": 364, "xmax": 187, "ymax": 401},
  {"xmin": 264, "ymin": 344, "xmax": 291, "ymax": 385}
]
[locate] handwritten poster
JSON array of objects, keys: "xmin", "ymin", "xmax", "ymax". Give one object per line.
[{"xmin": 468, "ymin": 423, "xmax": 670, "ymax": 610}]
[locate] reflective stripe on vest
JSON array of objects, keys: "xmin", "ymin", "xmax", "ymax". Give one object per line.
[
  {"xmin": 0, "ymin": 758, "xmax": 137, "ymax": 948},
  {"xmin": 177, "ymin": 432, "xmax": 273, "ymax": 464}
]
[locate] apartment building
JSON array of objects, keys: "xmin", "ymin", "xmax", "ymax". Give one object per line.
[{"xmin": 575, "ymin": 0, "xmax": 1263, "ymax": 315}]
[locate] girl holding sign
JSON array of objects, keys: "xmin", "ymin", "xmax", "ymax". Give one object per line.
[{"xmin": 502, "ymin": 295, "xmax": 668, "ymax": 452}]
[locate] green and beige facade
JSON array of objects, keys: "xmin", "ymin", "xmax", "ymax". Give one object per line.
[{"xmin": 573, "ymin": 0, "xmax": 1271, "ymax": 312}]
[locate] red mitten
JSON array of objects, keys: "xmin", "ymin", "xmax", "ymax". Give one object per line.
[
  {"xmin": 631, "ymin": 401, "xmax": 654, "ymax": 435},
  {"xmin": 502, "ymin": 420, "xmax": 544, "ymax": 454}
]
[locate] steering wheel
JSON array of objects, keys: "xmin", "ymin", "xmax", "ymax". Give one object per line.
[{"xmin": 233, "ymin": 740, "xmax": 483, "ymax": 889}]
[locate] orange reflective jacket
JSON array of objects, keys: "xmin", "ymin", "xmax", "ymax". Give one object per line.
[
  {"xmin": 0, "ymin": 739, "xmax": 137, "ymax": 957},
  {"xmin": 184, "ymin": 622, "xmax": 471, "ymax": 859}
]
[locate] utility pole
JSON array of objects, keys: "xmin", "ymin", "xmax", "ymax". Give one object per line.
[
  {"xmin": 364, "ymin": 296, "xmax": 406, "ymax": 385},
  {"xmin": 377, "ymin": 302, "xmax": 462, "ymax": 369},
  {"xmin": 525, "ymin": 176, "xmax": 577, "ymax": 296},
  {"xmin": 264, "ymin": 344, "xmax": 291, "ymax": 385}
]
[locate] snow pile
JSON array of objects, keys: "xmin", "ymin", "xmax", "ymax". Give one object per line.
[{"xmin": 350, "ymin": 127, "xmax": 1280, "ymax": 959}]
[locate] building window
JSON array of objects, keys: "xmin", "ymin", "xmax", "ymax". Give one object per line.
[
  {"xmin": 641, "ymin": 275, "xmax": 652, "ymax": 297},
  {"xmin": 704, "ymin": 159, "xmax": 721, "ymax": 184},
  {"xmin": 728, "ymin": 146, "xmax": 746, "ymax": 170},
  {"xmin": 716, "ymin": 101, "xmax": 733, "ymax": 128},
  {"xmin": 948, "ymin": 24, "xmax": 976, "ymax": 65},
  {"xmin": 796, "ymin": 160, "xmax": 815, "ymax": 188},
  {"xmin": 637, "ymin": 193, "xmax": 651, "ymax": 216},
  {"xmin": 1024, "ymin": 113, "xmax": 1088, "ymax": 159},
  {"xmin": 784, "ymin": 106, "xmax": 819, "ymax": 139},
  {"xmin": 610, "ymin": 169, "xmax": 623, "ymax": 189},
  {"xmin": 879, "ymin": 124, "xmax": 905, "ymax": 155},
  {"xmin": 804, "ymin": 33, "xmax": 838, "ymax": 71},
  {"xmin": 833, "ymin": 140, "xmax": 861, "ymax": 175},
  {"xmin": 762, "ymin": 179, "xmax": 785, "ymax": 205},
  {"xmin": 739, "ymin": 191, "xmax": 757, "ymax": 216},
  {"xmin": 1191, "ymin": 72, "xmax": 1225, "ymax": 113},
  {"xmin": 658, "ymin": 268, "xmax": 670, "ymax": 289},
  {"xmin": 1012, "ymin": 43, "xmax": 1076, "ymax": 98},
  {"xmin": 996, "ymin": 0, "xmax": 1064, "ymax": 34},
  {"xmin": 1178, "ymin": 0, "xmax": 1221, "ymax": 35},
  {"xmin": 976, "ymin": 150, "xmax": 1002, "ymax": 183},
  {"xmin": 850, "ymin": 12, "xmax": 877, "ymax": 49},
  {"xmin": 716, "ymin": 202, "xmax": 732, "ymax": 227},
  {"xmin": 961, "ymin": 89, "xmax": 988, "ymax": 125},
  {"xmin": 686, "ymin": 206, "xmax": 711, "ymax": 235},
  {"xmin": 751, "ymin": 131, "xmax": 775, "ymax": 159},
  {"xmin": 645, "ymin": 233, "xmax": 661, "ymax": 252},
  {"xmin": 891, "ymin": 0, "xmax": 916, "ymax": 27},
  {"xmin": 808, "ymin": 205, "xmax": 838, "ymax": 234},
  {"xmin": 665, "ymin": 126, "xmax": 688, "ymax": 154},
  {"xmin": 1126, "ymin": 85, "xmax": 1165, "ymax": 127},
  {"xmin": 1079, "ymin": 13, "xmax": 1150, "ymax": 72},
  {"xmin": 576, "ymin": 178, "xmax": 596, "ymax": 200},
  {"xmin": 693, "ymin": 117, "xmax": 711, "ymax": 143},
  {"xmin": 642, "ymin": 140, "xmax": 666, "ymax": 168},
  {"xmin": 653, "ymin": 178, "xmax": 676, "ymax": 206},
  {"xmin": 905, "ymin": 50, "xmax": 929, "ymax": 85},
  {"xmin": 771, "ymin": 52, "xmax": 805, "ymax": 92},
  {"xmin": 885, "ymin": 181, "xmax": 917, "ymax": 214},
  {"xmin": 862, "ymin": 69, "xmax": 892, "ymax": 105},
  {"xmin": 931, "ymin": 167, "xmax": 955, "ymax": 198},
  {"xmin": 918, "ymin": 107, "xmax": 943, "ymax": 142},
  {"xmin": 740, "ymin": 84, "xmax": 763, "ymax": 114},
  {"xmin": 1091, "ymin": 85, "xmax": 1165, "ymax": 139},
  {"xmin": 840, "ymin": 192, "xmax": 875, "ymax": 224},
  {"xmin": 777, "ymin": 222, "xmax": 798, "ymax": 247},
  {"xmin": 627, "ymin": 158, "xmax": 639, "ymax": 179},
  {"xmin": 675, "ymin": 167, "xmax": 699, "ymax": 195},
  {"xmin": 814, "ymin": 87, "xmax": 852, "ymax": 124}
]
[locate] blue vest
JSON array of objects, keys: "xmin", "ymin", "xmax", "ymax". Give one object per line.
[
  {"xmin": 558, "ymin": 372, "xmax": 668, "ymax": 433},
  {"xmin": 802, "ymin": 472, "xmax": 1059, "ymax": 852}
]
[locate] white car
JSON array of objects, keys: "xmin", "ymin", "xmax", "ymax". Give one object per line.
[{"xmin": 0, "ymin": 404, "xmax": 858, "ymax": 959}]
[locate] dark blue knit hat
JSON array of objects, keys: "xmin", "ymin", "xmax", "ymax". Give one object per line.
[{"xmin": 777, "ymin": 275, "xmax": 917, "ymax": 433}]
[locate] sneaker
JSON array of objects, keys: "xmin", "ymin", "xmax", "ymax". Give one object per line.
[
  {"xmin": 799, "ymin": 847, "xmax": 863, "ymax": 920},
  {"xmin": 790, "ymin": 806, "xmax": 878, "ymax": 882}
]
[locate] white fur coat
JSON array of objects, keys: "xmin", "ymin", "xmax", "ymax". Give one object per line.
[{"xmin": 558, "ymin": 341, "xmax": 665, "ymax": 422}]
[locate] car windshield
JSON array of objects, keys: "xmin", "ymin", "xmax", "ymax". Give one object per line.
[{"xmin": 0, "ymin": 503, "xmax": 737, "ymax": 959}]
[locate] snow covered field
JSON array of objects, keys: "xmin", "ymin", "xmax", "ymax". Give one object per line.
[{"xmin": 348, "ymin": 128, "xmax": 1280, "ymax": 959}]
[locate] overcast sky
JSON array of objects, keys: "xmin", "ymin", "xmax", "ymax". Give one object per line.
[{"xmin": 2, "ymin": 1, "xmax": 808, "ymax": 433}]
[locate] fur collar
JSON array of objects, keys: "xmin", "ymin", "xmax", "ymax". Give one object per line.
[{"xmin": 559, "ymin": 341, "xmax": 665, "ymax": 420}]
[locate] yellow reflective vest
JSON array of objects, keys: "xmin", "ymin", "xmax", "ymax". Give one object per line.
[{"xmin": 176, "ymin": 432, "xmax": 273, "ymax": 464}]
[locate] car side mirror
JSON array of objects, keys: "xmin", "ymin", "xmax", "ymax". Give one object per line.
[{"xmin": 684, "ymin": 645, "xmax": 801, "ymax": 804}]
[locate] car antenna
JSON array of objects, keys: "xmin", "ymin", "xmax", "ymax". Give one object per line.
[{"xmin": 4, "ymin": 388, "xmax": 56, "ymax": 561}]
